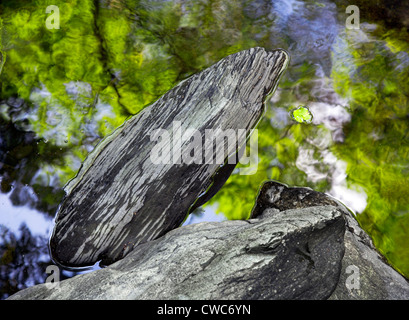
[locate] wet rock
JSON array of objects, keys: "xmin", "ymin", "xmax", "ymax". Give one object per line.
[
  {"xmin": 250, "ymin": 180, "xmax": 341, "ymax": 218},
  {"xmin": 8, "ymin": 201, "xmax": 345, "ymax": 300},
  {"xmin": 329, "ymin": 209, "xmax": 409, "ymax": 299},
  {"xmin": 49, "ymin": 47, "xmax": 289, "ymax": 269},
  {"xmin": 8, "ymin": 181, "xmax": 409, "ymax": 300},
  {"xmin": 250, "ymin": 181, "xmax": 409, "ymax": 299}
]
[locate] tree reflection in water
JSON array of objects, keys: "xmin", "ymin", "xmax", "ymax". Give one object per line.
[{"xmin": 1, "ymin": 0, "xmax": 409, "ymax": 298}]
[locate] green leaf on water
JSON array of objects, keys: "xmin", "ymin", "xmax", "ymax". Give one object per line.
[{"xmin": 291, "ymin": 106, "xmax": 313, "ymax": 123}]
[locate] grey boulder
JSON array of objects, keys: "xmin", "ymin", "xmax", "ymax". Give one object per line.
[{"xmin": 8, "ymin": 181, "xmax": 409, "ymax": 300}]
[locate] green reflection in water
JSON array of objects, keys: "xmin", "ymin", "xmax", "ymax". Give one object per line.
[
  {"xmin": 330, "ymin": 25, "xmax": 409, "ymax": 276},
  {"xmin": 0, "ymin": 17, "xmax": 6, "ymax": 76},
  {"xmin": 0, "ymin": 0, "xmax": 409, "ymax": 295}
]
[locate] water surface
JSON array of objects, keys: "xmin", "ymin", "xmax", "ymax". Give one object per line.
[{"xmin": 1, "ymin": 0, "xmax": 409, "ymax": 298}]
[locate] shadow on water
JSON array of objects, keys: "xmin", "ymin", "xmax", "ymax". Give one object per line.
[{"xmin": 1, "ymin": 0, "xmax": 409, "ymax": 298}]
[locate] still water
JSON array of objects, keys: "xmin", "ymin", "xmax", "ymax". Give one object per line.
[{"xmin": 1, "ymin": 0, "xmax": 409, "ymax": 298}]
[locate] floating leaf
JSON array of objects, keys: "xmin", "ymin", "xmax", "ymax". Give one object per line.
[{"xmin": 291, "ymin": 106, "xmax": 313, "ymax": 123}]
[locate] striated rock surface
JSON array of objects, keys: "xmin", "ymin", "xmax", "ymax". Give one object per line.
[
  {"xmin": 8, "ymin": 182, "xmax": 409, "ymax": 300},
  {"xmin": 9, "ymin": 205, "xmax": 345, "ymax": 299},
  {"xmin": 249, "ymin": 181, "xmax": 409, "ymax": 300},
  {"xmin": 329, "ymin": 209, "xmax": 409, "ymax": 299},
  {"xmin": 49, "ymin": 47, "xmax": 289, "ymax": 269}
]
